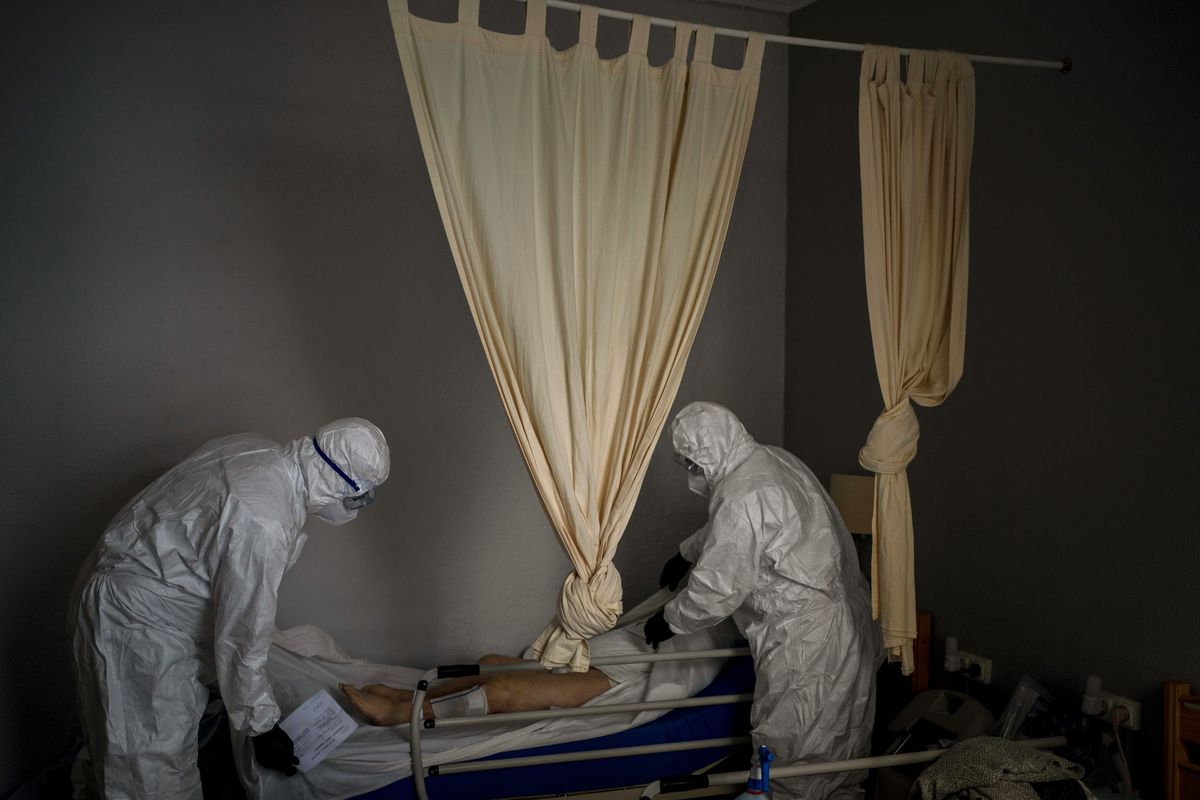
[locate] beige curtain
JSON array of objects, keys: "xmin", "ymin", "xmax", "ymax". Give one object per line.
[
  {"xmin": 389, "ymin": 0, "xmax": 763, "ymax": 669},
  {"xmin": 857, "ymin": 45, "xmax": 974, "ymax": 673}
]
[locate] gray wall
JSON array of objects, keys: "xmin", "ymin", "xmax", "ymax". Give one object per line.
[
  {"xmin": 785, "ymin": 0, "xmax": 1199, "ymax": 790},
  {"xmin": 0, "ymin": 1, "xmax": 786, "ymax": 793}
]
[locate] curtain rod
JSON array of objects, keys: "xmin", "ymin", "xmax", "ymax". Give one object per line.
[{"xmin": 514, "ymin": 0, "xmax": 1072, "ymax": 72}]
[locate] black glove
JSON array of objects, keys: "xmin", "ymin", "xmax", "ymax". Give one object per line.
[
  {"xmin": 253, "ymin": 724, "xmax": 299, "ymax": 776},
  {"xmin": 658, "ymin": 552, "xmax": 693, "ymax": 591},
  {"xmin": 643, "ymin": 609, "xmax": 676, "ymax": 651}
]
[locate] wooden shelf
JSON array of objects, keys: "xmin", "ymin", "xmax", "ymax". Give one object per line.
[{"xmin": 1166, "ymin": 682, "xmax": 1200, "ymax": 800}]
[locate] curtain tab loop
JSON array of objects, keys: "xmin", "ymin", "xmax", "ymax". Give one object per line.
[
  {"xmin": 694, "ymin": 25, "xmax": 715, "ymax": 64},
  {"xmin": 578, "ymin": 5, "xmax": 598, "ymax": 48},
  {"xmin": 458, "ymin": 0, "xmax": 479, "ymax": 26},
  {"xmin": 524, "ymin": 0, "xmax": 547, "ymax": 37},
  {"xmin": 859, "ymin": 43, "xmax": 879, "ymax": 80},
  {"xmin": 673, "ymin": 22, "xmax": 694, "ymax": 61},
  {"xmin": 907, "ymin": 49, "xmax": 930, "ymax": 87},
  {"xmin": 862, "ymin": 44, "xmax": 901, "ymax": 83},
  {"xmin": 628, "ymin": 14, "xmax": 650, "ymax": 57},
  {"xmin": 743, "ymin": 32, "xmax": 765, "ymax": 71}
]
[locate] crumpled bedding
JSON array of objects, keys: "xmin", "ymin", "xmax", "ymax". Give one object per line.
[
  {"xmin": 233, "ymin": 590, "xmax": 740, "ymax": 800},
  {"xmin": 915, "ymin": 736, "xmax": 1092, "ymax": 800}
]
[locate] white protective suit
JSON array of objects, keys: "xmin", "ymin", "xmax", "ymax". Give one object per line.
[
  {"xmin": 68, "ymin": 418, "xmax": 390, "ymax": 799},
  {"xmin": 663, "ymin": 403, "xmax": 881, "ymax": 800}
]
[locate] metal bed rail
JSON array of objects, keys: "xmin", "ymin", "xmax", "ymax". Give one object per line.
[
  {"xmin": 408, "ymin": 647, "xmax": 752, "ymax": 800},
  {"xmin": 432, "ymin": 737, "xmax": 749, "ymax": 776},
  {"xmin": 638, "ymin": 735, "xmax": 1071, "ymax": 798},
  {"xmin": 428, "ymin": 693, "xmax": 754, "ymax": 728}
]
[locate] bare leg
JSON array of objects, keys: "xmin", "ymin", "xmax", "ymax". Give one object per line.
[
  {"xmin": 424, "ymin": 653, "xmax": 528, "ymax": 696},
  {"xmin": 340, "ymin": 654, "xmax": 612, "ymax": 726},
  {"xmin": 339, "ymin": 654, "xmax": 528, "ymax": 725},
  {"xmin": 482, "ymin": 668, "xmax": 611, "ymax": 713}
]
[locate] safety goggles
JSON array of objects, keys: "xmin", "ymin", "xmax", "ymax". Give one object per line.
[
  {"xmin": 343, "ymin": 488, "xmax": 376, "ymax": 510},
  {"xmin": 672, "ymin": 452, "xmax": 704, "ymax": 477}
]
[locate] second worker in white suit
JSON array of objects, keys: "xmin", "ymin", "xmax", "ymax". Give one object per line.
[{"xmin": 644, "ymin": 402, "xmax": 881, "ymax": 800}]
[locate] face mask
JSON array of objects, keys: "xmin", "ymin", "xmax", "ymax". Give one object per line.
[
  {"xmin": 313, "ymin": 500, "xmax": 359, "ymax": 527},
  {"xmin": 688, "ymin": 472, "xmax": 710, "ymax": 497}
]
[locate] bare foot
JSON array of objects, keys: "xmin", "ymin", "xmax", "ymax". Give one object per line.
[{"xmin": 339, "ymin": 683, "xmax": 411, "ymax": 726}]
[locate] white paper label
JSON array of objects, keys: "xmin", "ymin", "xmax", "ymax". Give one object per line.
[{"xmin": 278, "ymin": 689, "xmax": 358, "ymax": 772}]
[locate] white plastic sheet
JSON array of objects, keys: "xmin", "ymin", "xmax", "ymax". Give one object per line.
[{"xmin": 235, "ymin": 591, "xmax": 739, "ymax": 799}]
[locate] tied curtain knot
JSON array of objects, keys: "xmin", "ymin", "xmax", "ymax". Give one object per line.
[
  {"xmin": 858, "ymin": 398, "xmax": 919, "ymax": 475},
  {"xmin": 531, "ymin": 563, "xmax": 623, "ymax": 672}
]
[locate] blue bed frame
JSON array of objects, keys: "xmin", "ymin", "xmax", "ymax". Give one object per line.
[{"xmin": 355, "ymin": 656, "xmax": 754, "ymax": 800}]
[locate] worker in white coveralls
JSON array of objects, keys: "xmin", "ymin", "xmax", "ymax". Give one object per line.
[
  {"xmin": 68, "ymin": 417, "xmax": 390, "ymax": 799},
  {"xmin": 643, "ymin": 402, "xmax": 881, "ymax": 799}
]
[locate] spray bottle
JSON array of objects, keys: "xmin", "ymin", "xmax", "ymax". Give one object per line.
[{"xmin": 733, "ymin": 745, "xmax": 773, "ymax": 798}]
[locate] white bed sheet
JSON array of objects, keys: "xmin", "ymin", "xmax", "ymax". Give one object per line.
[{"xmin": 234, "ymin": 590, "xmax": 741, "ymax": 800}]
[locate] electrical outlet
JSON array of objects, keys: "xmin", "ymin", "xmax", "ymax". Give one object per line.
[
  {"xmin": 1097, "ymin": 690, "xmax": 1142, "ymax": 730},
  {"xmin": 957, "ymin": 651, "xmax": 992, "ymax": 684}
]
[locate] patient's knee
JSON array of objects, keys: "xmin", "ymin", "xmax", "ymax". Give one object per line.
[{"xmin": 482, "ymin": 673, "xmax": 518, "ymax": 712}]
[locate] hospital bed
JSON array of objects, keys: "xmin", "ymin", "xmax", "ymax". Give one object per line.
[
  {"xmin": 360, "ymin": 649, "xmax": 755, "ymax": 800},
  {"xmin": 371, "ymin": 622, "xmax": 1009, "ymax": 800},
  {"xmin": 244, "ymin": 604, "xmax": 934, "ymax": 799},
  {"xmin": 242, "ymin": 592, "xmax": 754, "ymax": 800}
]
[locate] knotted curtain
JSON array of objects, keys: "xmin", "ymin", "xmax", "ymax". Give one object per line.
[
  {"xmin": 857, "ymin": 45, "xmax": 974, "ymax": 673},
  {"xmin": 389, "ymin": 0, "xmax": 763, "ymax": 669}
]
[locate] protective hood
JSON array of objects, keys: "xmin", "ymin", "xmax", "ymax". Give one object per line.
[
  {"xmin": 293, "ymin": 417, "xmax": 391, "ymax": 513},
  {"xmin": 669, "ymin": 402, "xmax": 757, "ymax": 487}
]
